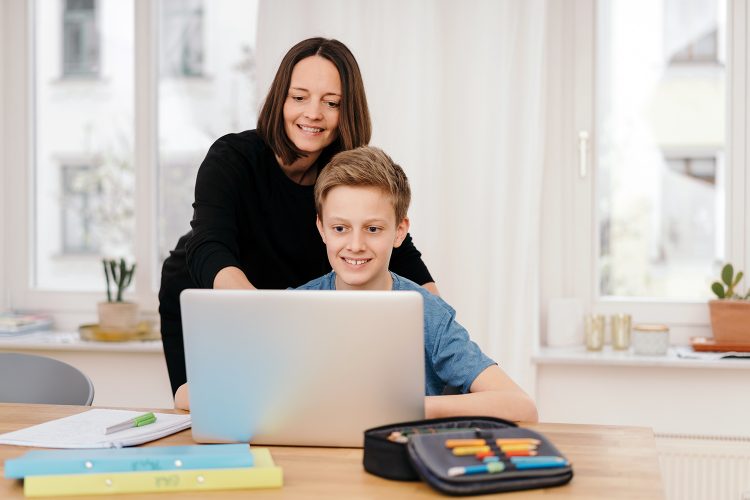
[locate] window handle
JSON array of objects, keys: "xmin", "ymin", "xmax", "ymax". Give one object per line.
[{"xmin": 578, "ymin": 131, "xmax": 589, "ymax": 178}]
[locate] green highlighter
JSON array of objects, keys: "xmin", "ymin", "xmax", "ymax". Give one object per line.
[{"xmin": 104, "ymin": 412, "xmax": 157, "ymax": 435}]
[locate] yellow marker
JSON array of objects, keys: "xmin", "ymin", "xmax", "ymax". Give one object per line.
[
  {"xmin": 452, "ymin": 445, "xmax": 491, "ymax": 456},
  {"xmin": 445, "ymin": 439, "xmax": 486, "ymax": 448},
  {"xmin": 498, "ymin": 444, "xmax": 538, "ymax": 452}
]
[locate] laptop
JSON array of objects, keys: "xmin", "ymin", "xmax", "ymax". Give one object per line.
[{"xmin": 180, "ymin": 289, "xmax": 425, "ymax": 447}]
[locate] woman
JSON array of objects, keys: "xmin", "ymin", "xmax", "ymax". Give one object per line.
[{"xmin": 159, "ymin": 38, "xmax": 437, "ymax": 396}]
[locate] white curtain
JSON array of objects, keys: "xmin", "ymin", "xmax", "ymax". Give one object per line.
[{"xmin": 256, "ymin": 0, "xmax": 547, "ymax": 391}]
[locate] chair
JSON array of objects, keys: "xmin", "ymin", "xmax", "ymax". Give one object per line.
[{"xmin": 0, "ymin": 353, "xmax": 94, "ymax": 405}]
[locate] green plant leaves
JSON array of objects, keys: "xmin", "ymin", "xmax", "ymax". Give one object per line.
[
  {"xmin": 721, "ymin": 264, "xmax": 734, "ymax": 286},
  {"xmin": 711, "ymin": 282, "xmax": 726, "ymax": 299}
]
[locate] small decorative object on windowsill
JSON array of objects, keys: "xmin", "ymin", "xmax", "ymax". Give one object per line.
[
  {"xmin": 584, "ymin": 314, "xmax": 605, "ymax": 351},
  {"xmin": 92, "ymin": 258, "xmax": 140, "ymax": 341},
  {"xmin": 632, "ymin": 324, "xmax": 669, "ymax": 355},
  {"xmin": 707, "ymin": 263, "xmax": 750, "ymax": 347},
  {"xmin": 610, "ymin": 313, "xmax": 631, "ymax": 350}
]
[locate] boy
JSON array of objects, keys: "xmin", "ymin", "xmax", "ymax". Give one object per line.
[
  {"xmin": 299, "ymin": 146, "xmax": 537, "ymax": 422},
  {"xmin": 176, "ymin": 146, "xmax": 538, "ymax": 423}
]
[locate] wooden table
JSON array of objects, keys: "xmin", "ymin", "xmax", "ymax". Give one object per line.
[{"xmin": 0, "ymin": 404, "xmax": 664, "ymax": 499}]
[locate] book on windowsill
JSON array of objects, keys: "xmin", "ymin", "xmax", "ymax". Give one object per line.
[
  {"xmin": 0, "ymin": 311, "xmax": 53, "ymax": 335},
  {"xmin": 22, "ymin": 448, "xmax": 282, "ymax": 497}
]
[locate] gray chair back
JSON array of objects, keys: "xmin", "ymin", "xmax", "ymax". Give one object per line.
[{"xmin": 0, "ymin": 353, "xmax": 94, "ymax": 405}]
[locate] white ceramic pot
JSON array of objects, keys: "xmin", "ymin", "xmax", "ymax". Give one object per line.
[
  {"xmin": 632, "ymin": 324, "xmax": 669, "ymax": 355},
  {"xmin": 97, "ymin": 302, "xmax": 139, "ymax": 333}
]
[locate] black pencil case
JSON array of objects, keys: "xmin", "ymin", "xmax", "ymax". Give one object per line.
[{"xmin": 363, "ymin": 417, "xmax": 573, "ymax": 496}]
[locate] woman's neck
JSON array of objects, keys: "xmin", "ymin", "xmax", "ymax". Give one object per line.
[{"xmin": 277, "ymin": 152, "xmax": 321, "ymax": 186}]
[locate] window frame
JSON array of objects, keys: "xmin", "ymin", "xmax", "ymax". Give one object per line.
[
  {"xmin": 542, "ymin": 0, "xmax": 750, "ymax": 345},
  {"xmin": 1, "ymin": 0, "xmax": 159, "ymax": 329}
]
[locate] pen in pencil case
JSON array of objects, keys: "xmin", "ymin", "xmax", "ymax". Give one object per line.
[
  {"xmin": 104, "ymin": 413, "xmax": 157, "ymax": 435},
  {"xmin": 447, "ymin": 457, "xmax": 569, "ymax": 477},
  {"xmin": 388, "ymin": 427, "xmax": 480, "ymax": 443}
]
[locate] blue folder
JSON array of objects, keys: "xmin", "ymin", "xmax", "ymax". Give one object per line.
[{"xmin": 5, "ymin": 444, "xmax": 253, "ymax": 478}]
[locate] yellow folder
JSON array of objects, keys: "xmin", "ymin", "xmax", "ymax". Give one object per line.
[{"xmin": 24, "ymin": 448, "xmax": 282, "ymax": 497}]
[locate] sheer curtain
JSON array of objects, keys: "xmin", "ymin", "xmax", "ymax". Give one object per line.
[{"xmin": 256, "ymin": 0, "xmax": 547, "ymax": 391}]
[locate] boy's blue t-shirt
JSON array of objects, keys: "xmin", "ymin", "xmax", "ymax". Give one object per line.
[{"xmin": 295, "ymin": 271, "xmax": 496, "ymax": 396}]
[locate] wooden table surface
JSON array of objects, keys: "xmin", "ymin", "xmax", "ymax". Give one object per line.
[{"xmin": 0, "ymin": 404, "xmax": 664, "ymax": 499}]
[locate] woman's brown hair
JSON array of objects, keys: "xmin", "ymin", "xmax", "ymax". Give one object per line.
[{"xmin": 257, "ymin": 38, "xmax": 372, "ymax": 166}]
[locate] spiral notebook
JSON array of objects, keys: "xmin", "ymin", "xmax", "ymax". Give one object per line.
[{"xmin": 0, "ymin": 409, "xmax": 191, "ymax": 449}]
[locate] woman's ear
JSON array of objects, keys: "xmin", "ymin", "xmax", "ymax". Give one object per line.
[
  {"xmin": 393, "ymin": 217, "xmax": 410, "ymax": 248},
  {"xmin": 316, "ymin": 215, "xmax": 326, "ymax": 243}
]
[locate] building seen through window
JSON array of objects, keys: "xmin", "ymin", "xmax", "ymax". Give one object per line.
[{"xmin": 62, "ymin": 0, "xmax": 100, "ymax": 77}]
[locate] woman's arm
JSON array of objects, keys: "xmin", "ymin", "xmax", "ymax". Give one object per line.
[
  {"xmin": 389, "ymin": 233, "xmax": 438, "ymax": 293},
  {"xmin": 213, "ymin": 266, "xmax": 257, "ymax": 289},
  {"xmin": 424, "ymin": 365, "xmax": 538, "ymax": 422}
]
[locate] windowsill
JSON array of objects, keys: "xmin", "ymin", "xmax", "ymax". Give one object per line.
[
  {"xmin": 534, "ymin": 345, "xmax": 750, "ymax": 370},
  {"xmin": 0, "ymin": 330, "xmax": 162, "ymax": 353}
]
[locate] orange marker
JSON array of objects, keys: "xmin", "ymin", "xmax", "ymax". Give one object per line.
[
  {"xmin": 475, "ymin": 450, "xmax": 495, "ymax": 459},
  {"xmin": 503, "ymin": 449, "xmax": 538, "ymax": 457}
]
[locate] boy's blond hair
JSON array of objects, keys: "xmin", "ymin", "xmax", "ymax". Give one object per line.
[{"xmin": 315, "ymin": 146, "xmax": 411, "ymax": 222}]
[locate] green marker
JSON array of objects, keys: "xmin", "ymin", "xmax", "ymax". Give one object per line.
[{"xmin": 104, "ymin": 412, "xmax": 157, "ymax": 435}]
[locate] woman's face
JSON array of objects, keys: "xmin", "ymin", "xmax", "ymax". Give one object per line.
[{"xmin": 283, "ymin": 56, "xmax": 342, "ymax": 158}]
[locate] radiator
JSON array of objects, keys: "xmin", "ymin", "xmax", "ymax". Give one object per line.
[{"xmin": 656, "ymin": 434, "xmax": 750, "ymax": 500}]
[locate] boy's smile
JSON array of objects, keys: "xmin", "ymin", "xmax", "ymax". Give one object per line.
[{"xmin": 316, "ymin": 185, "xmax": 409, "ymax": 291}]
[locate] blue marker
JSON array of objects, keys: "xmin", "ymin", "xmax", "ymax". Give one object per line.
[{"xmin": 510, "ymin": 456, "xmax": 568, "ymax": 469}]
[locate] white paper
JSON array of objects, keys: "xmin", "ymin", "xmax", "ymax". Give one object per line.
[{"xmin": 0, "ymin": 409, "xmax": 191, "ymax": 448}]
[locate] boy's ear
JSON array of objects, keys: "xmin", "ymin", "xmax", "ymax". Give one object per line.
[
  {"xmin": 393, "ymin": 217, "xmax": 410, "ymax": 248},
  {"xmin": 316, "ymin": 215, "xmax": 326, "ymax": 243}
]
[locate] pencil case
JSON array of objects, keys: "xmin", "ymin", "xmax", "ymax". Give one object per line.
[{"xmin": 363, "ymin": 417, "xmax": 573, "ymax": 495}]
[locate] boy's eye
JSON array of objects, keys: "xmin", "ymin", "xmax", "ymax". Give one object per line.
[
  {"xmin": 366, "ymin": 226, "xmax": 381, "ymax": 233},
  {"xmin": 332, "ymin": 226, "xmax": 346, "ymax": 233}
]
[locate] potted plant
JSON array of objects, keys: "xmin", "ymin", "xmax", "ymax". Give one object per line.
[
  {"xmin": 98, "ymin": 258, "xmax": 138, "ymax": 333},
  {"xmin": 709, "ymin": 263, "xmax": 750, "ymax": 344}
]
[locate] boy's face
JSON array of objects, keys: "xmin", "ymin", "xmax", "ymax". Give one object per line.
[{"xmin": 316, "ymin": 185, "xmax": 409, "ymax": 291}]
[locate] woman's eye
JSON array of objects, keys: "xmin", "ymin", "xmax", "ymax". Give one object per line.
[
  {"xmin": 325, "ymin": 101, "xmax": 340, "ymax": 109},
  {"xmin": 290, "ymin": 95, "xmax": 304, "ymax": 102}
]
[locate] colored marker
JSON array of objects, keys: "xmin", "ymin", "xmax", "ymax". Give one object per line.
[
  {"xmin": 482, "ymin": 456, "xmax": 501, "ymax": 463},
  {"xmin": 452, "ymin": 445, "xmax": 491, "ymax": 456},
  {"xmin": 448, "ymin": 461, "xmax": 506, "ymax": 477},
  {"xmin": 509, "ymin": 456, "xmax": 568, "ymax": 469},
  {"xmin": 495, "ymin": 438, "xmax": 541, "ymax": 446},
  {"xmin": 445, "ymin": 439, "xmax": 486, "ymax": 448},
  {"xmin": 498, "ymin": 443, "xmax": 538, "ymax": 452},
  {"xmin": 502, "ymin": 449, "xmax": 538, "ymax": 457}
]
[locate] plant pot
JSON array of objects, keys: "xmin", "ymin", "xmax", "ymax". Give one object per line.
[
  {"xmin": 708, "ymin": 299, "xmax": 750, "ymax": 344},
  {"xmin": 97, "ymin": 301, "xmax": 139, "ymax": 334}
]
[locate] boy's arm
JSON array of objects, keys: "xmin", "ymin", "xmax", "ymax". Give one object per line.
[{"xmin": 424, "ymin": 365, "xmax": 539, "ymax": 423}]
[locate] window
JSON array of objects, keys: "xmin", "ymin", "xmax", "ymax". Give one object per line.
[
  {"xmin": 159, "ymin": 0, "xmax": 204, "ymax": 77},
  {"xmin": 157, "ymin": 0, "xmax": 258, "ymax": 265},
  {"xmin": 595, "ymin": 0, "xmax": 726, "ymax": 301},
  {"xmin": 542, "ymin": 0, "xmax": 747, "ymax": 340},
  {"xmin": 62, "ymin": 0, "xmax": 99, "ymax": 77},
  {"xmin": 2, "ymin": 0, "xmax": 259, "ymax": 318},
  {"xmin": 61, "ymin": 164, "xmax": 100, "ymax": 254}
]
